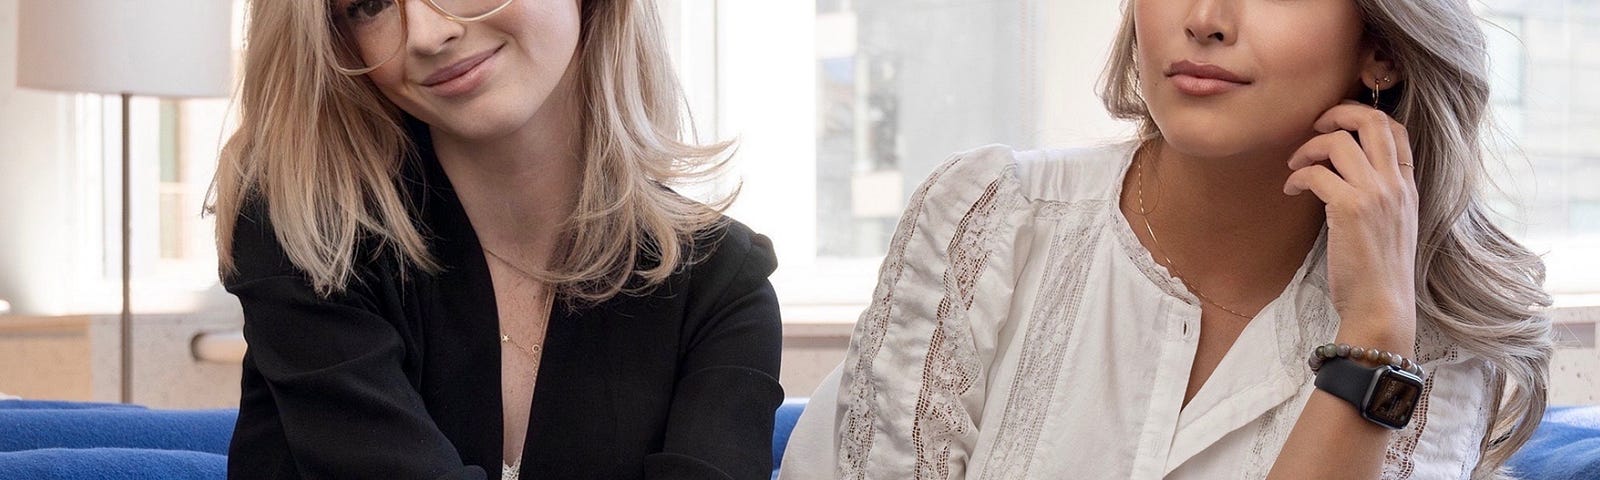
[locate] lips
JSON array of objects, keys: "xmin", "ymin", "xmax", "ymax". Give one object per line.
[
  {"xmin": 421, "ymin": 46, "xmax": 501, "ymax": 87},
  {"xmin": 1164, "ymin": 60, "xmax": 1251, "ymax": 97}
]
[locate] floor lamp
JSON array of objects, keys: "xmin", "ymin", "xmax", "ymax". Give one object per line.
[{"xmin": 16, "ymin": 1, "xmax": 233, "ymax": 403}]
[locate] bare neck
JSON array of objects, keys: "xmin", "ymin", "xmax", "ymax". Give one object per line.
[
  {"xmin": 431, "ymin": 94, "xmax": 583, "ymax": 264},
  {"xmin": 1125, "ymin": 139, "xmax": 1327, "ymax": 291}
]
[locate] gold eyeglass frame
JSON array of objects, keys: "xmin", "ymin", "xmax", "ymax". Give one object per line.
[{"xmin": 331, "ymin": 0, "xmax": 518, "ymax": 76}]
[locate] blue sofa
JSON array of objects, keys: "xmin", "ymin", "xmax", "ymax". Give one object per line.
[{"xmin": 1, "ymin": 398, "xmax": 1593, "ymax": 479}]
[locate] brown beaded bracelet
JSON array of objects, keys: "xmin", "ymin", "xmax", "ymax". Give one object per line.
[{"xmin": 1307, "ymin": 342, "xmax": 1424, "ymax": 377}]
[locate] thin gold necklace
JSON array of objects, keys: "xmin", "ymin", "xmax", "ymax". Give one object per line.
[
  {"xmin": 1134, "ymin": 148, "xmax": 1253, "ymax": 319},
  {"xmin": 481, "ymin": 246, "xmax": 555, "ymax": 357}
]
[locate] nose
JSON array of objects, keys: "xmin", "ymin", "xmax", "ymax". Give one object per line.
[
  {"xmin": 1183, "ymin": 0, "xmax": 1236, "ymax": 46},
  {"xmin": 405, "ymin": 0, "xmax": 465, "ymax": 57}
]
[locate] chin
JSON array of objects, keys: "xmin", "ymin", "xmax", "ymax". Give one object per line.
[
  {"xmin": 1149, "ymin": 112, "xmax": 1255, "ymax": 159},
  {"xmin": 427, "ymin": 100, "xmax": 540, "ymax": 142}
]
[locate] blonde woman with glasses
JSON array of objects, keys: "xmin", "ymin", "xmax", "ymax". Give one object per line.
[
  {"xmin": 782, "ymin": 0, "xmax": 1551, "ymax": 478},
  {"xmin": 211, "ymin": 1, "xmax": 782, "ymax": 479}
]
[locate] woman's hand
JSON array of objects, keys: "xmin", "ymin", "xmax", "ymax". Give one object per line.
[
  {"xmin": 1283, "ymin": 101, "xmax": 1419, "ymax": 352},
  {"xmin": 1267, "ymin": 101, "xmax": 1421, "ymax": 480}
]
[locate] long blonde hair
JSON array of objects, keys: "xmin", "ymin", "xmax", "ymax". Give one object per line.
[
  {"xmin": 211, "ymin": 0, "xmax": 734, "ymax": 305},
  {"xmin": 1099, "ymin": 1, "xmax": 1552, "ymax": 477}
]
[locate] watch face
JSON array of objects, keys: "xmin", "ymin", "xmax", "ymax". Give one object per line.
[{"xmin": 1365, "ymin": 370, "xmax": 1425, "ymax": 428}]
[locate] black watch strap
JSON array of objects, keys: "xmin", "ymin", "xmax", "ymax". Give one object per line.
[
  {"xmin": 1315, "ymin": 356, "xmax": 1425, "ymax": 430},
  {"xmin": 1314, "ymin": 357, "xmax": 1372, "ymax": 408}
]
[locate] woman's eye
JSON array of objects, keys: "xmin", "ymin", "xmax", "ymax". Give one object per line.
[{"xmin": 341, "ymin": 0, "xmax": 394, "ymax": 24}]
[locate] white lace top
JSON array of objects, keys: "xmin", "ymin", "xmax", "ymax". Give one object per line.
[{"xmin": 778, "ymin": 142, "xmax": 1494, "ymax": 479}]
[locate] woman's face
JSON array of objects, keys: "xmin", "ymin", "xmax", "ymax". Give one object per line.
[
  {"xmin": 335, "ymin": 0, "xmax": 583, "ymax": 141},
  {"xmin": 1133, "ymin": 0, "xmax": 1372, "ymax": 158}
]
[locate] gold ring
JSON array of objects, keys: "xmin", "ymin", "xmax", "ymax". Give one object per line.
[{"xmin": 1399, "ymin": 162, "xmax": 1414, "ymax": 169}]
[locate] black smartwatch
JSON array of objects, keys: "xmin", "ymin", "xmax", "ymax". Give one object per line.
[{"xmin": 1313, "ymin": 357, "xmax": 1425, "ymax": 430}]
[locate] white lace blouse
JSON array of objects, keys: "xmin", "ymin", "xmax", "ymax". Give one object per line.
[{"xmin": 779, "ymin": 142, "xmax": 1494, "ymax": 479}]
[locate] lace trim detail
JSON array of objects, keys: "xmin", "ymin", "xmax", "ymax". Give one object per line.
[
  {"xmin": 978, "ymin": 200, "xmax": 1104, "ymax": 480},
  {"xmin": 1107, "ymin": 205, "xmax": 1196, "ymax": 304},
  {"xmin": 1414, "ymin": 318, "xmax": 1454, "ymax": 365},
  {"xmin": 910, "ymin": 175, "xmax": 1018, "ymax": 480},
  {"xmin": 502, "ymin": 460, "xmax": 521, "ymax": 480},
  {"xmin": 838, "ymin": 157, "xmax": 967, "ymax": 479}
]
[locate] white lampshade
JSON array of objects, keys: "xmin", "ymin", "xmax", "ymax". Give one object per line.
[{"xmin": 17, "ymin": 0, "xmax": 233, "ymax": 98}]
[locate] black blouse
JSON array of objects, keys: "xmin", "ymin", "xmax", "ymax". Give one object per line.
[{"xmin": 223, "ymin": 130, "xmax": 784, "ymax": 480}]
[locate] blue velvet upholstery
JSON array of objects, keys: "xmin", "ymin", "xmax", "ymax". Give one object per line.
[
  {"xmin": 771, "ymin": 398, "xmax": 808, "ymax": 479},
  {"xmin": 0, "ymin": 400, "xmax": 144, "ymax": 411},
  {"xmin": 0, "ymin": 407, "xmax": 235, "ymax": 454},
  {"xmin": 0, "ymin": 399, "xmax": 1595, "ymax": 479},
  {"xmin": 0, "ymin": 400, "xmax": 230, "ymax": 480},
  {"xmin": 1507, "ymin": 406, "xmax": 1600, "ymax": 480},
  {"xmin": 0, "ymin": 448, "xmax": 225, "ymax": 480}
]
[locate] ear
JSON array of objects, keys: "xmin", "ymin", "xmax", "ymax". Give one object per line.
[{"xmin": 1360, "ymin": 47, "xmax": 1402, "ymax": 92}]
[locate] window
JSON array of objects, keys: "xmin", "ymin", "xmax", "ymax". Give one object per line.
[
  {"xmin": 158, "ymin": 100, "xmax": 183, "ymax": 261},
  {"xmin": 813, "ymin": 0, "xmax": 1043, "ymax": 259},
  {"xmin": 59, "ymin": 92, "xmax": 231, "ymax": 314},
  {"xmin": 1479, "ymin": 1, "xmax": 1600, "ymax": 302}
]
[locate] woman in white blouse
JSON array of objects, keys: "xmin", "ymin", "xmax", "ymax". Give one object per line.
[{"xmin": 781, "ymin": 0, "xmax": 1552, "ymax": 478}]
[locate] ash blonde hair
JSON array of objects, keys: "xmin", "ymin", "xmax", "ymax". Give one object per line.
[
  {"xmin": 211, "ymin": 0, "xmax": 734, "ymax": 304},
  {"xmin": 1099, "ymin": 1, "xmax": 1552, "ymax": 477}
]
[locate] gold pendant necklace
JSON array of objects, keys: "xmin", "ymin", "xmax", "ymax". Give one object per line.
[
  {"xmin": 482, "ymin": 246, "xmax": 555, "ymax": 356},
  {"xmin": 499, "ymin": 333, "xmax": 543, "ymax": 357},
  {"xmin": 1134, "ymin": 148, "xmax": 1253, "ymax": 319}
]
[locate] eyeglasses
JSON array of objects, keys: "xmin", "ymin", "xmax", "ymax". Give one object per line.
[{"xmin": 329, "ymin": 0, "xmax": 517, "ymax": 75}]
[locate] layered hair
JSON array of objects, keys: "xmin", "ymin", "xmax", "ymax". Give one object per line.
[
  {"xmin": 1100, "ymin": 1, "xmax": 1552, "ymax": 477},
  {"xmin": 211, "ymin": 0, "xmax": 733, "ymax": 304}
]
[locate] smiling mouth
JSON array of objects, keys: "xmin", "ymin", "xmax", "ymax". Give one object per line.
[{"xmin": 421, "ymin": 46, "xmax": 502, "ymax": 87}]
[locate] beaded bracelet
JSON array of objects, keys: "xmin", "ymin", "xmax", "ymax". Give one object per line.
[{"xmin": 1307, "ymin": 342, "xmax": 1424, "ymax": 377}]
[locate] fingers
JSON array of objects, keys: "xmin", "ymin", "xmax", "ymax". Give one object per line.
[
  {"xmin": 1288, "ymin": 130, "xmax": 1373, "ymax": 188},
  {"xmin": 1284, "ymin": 164, "xmax": 1356, "ymax": 200},
  {"xmin": 1294, "ymin": 102, "xmax": 1416, "ymax": 203},
  {"xmin": 1388, "ymin": 120, "xmax": 1415, "ymax": 185},
  {"xmin": 1314, "ymin": 102, "xmax": 1403, "ymax": 178},
  {"xmin": 1285, "ymin": 103, "xmax": 1419, "ymax": 224}
]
